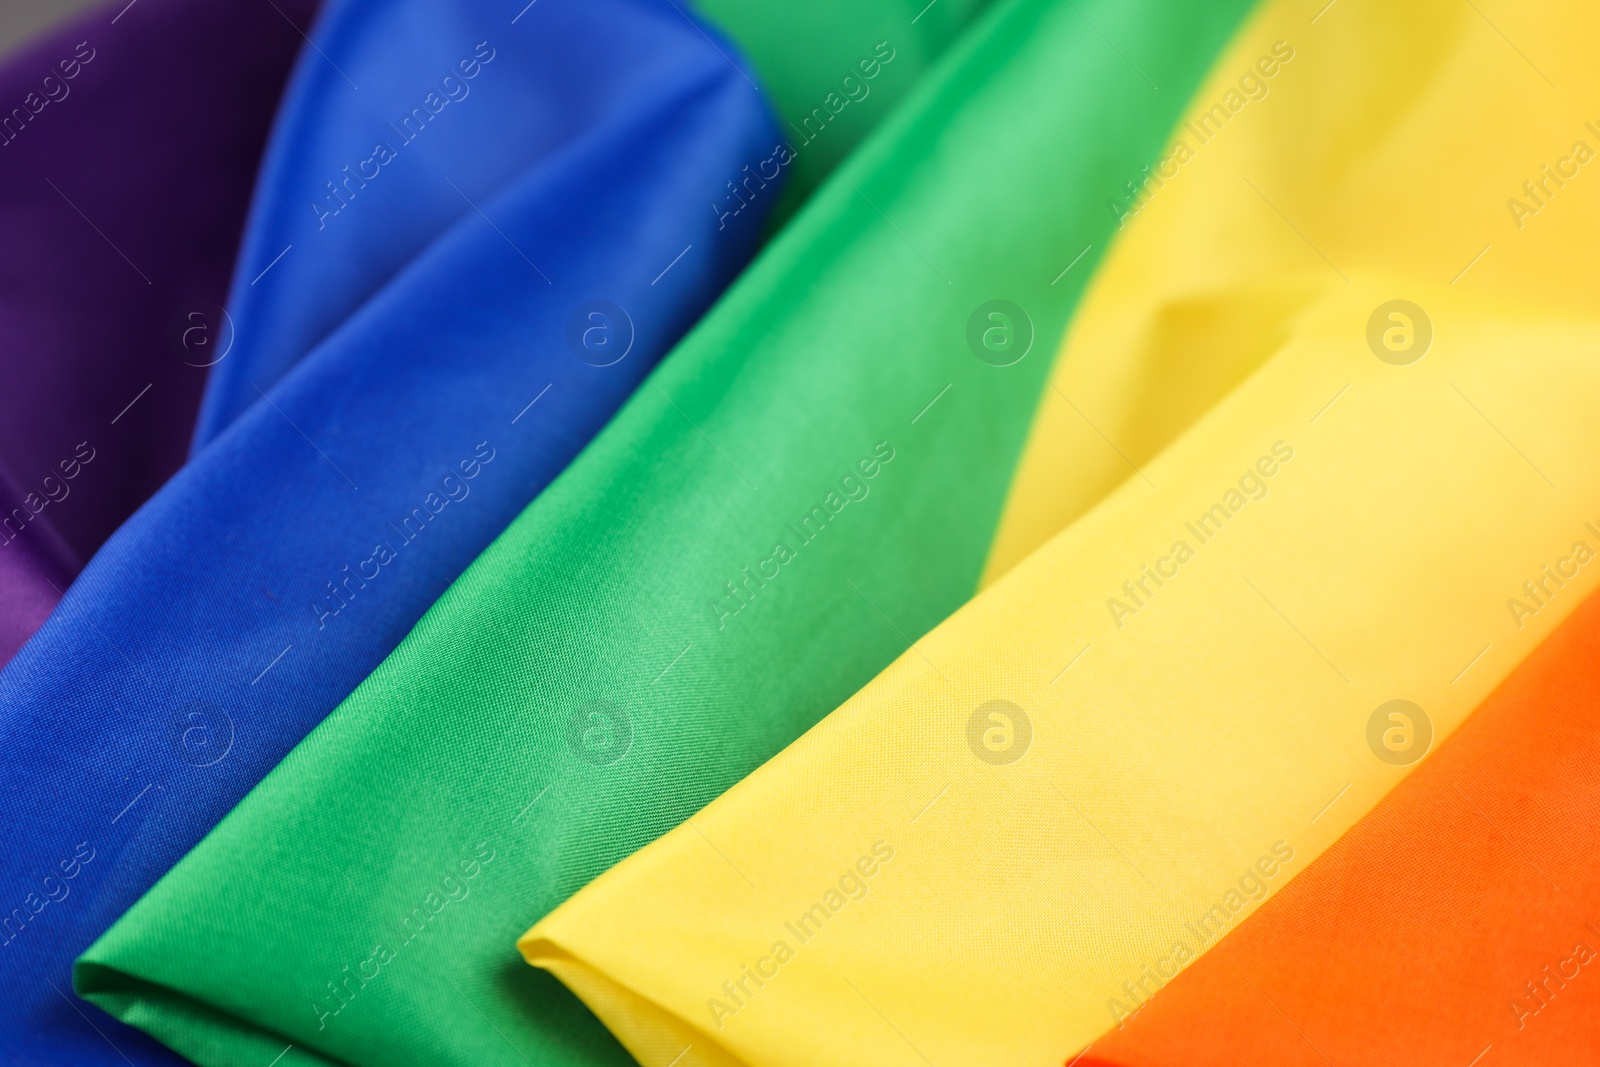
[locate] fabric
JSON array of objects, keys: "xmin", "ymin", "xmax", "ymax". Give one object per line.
[
  {"xmin": 515, "ymin": 0, "xmax": 1600, "ymax": 1063},
  {"xmin": 0, "ymin": 466, "xmax": 75, "ymax": 667},
  {"xmin": 0, "ymin": 0, "xmax": 778, "ymax": 1062},
  {"xmin": 1081, "ymin": 583, "xmax": 1600, "ymax": 1066},
  {"xmin": 0, "ymin": 0, "xmax": 312, "ymax": 665},
  {"xmin": 983, "ymin": 0, "xmax": 1600, "ymax": 581},
  {"xmin": 0, "ymin": 0, "xmax": 100, "ymax": 58},
  {"xmin": 194, "ymin": 0, "xmax": 991, "ymax": 447},
  {"xmin": 73, "ymin": 1, "xmax": 1255, "ymax": 1065},
  {"xmin": 691, "ymin": 0, "xmax": 987, "ymax": 227}
]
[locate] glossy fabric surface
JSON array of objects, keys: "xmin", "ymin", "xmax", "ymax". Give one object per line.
[
  {"xmin": 0, "ymin": 0, "xmax": 311, "ymax": 666},
  {"xmin": 72, "ymin": 0, "xmax": 1254, "ymax": 1064},
  {"xmin": 520, "ymin": 0, "xmax": 1600, "ymax": 1062},
  {"xmin": 0, "ymin": 0, "xmax": 775, "ymax": 1062}
]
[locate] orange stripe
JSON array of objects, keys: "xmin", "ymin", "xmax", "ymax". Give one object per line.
[{"xmin": 1085, "ymin": 586, "xmax": 1600, "ymax": 1066}]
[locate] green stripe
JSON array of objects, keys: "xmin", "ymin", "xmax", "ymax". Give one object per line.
[
  {"xmin": 697, "ymin": 0, "xmax": 991, "ymax": 225},
  {"xmin": 78, "ymin": 1, "xmax": 1258, "ymax": 1065}
]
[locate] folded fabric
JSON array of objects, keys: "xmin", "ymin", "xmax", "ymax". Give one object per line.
[
  {"xmin": 983, "ymin": 0, "xmax": 1600, "ymax": 580},
  {"xmin": 521, "ymin": 309, "xmax": 1600, "ymax": 1067},
  {"xmin": 194, "ymin": 0, "xmax": 990, "ymax": 446},
  {"xmin": 0, "ymin": 0, "xmax": 312, "ymax": 664},
  {"xmin": 691, "ymin": 0, "xmax": 987, "ymax": 227},
  {"xmin": 0, "ymin": 465, "xmax": 75, "ymax": 665},
  {"xmin": 1081, "ymin": 585, "xmax": 1600, "ymax": 1066},
  {"xmin": 73, "ymin": 0, "xmax": 1254, "ymax": 1065},
  {"xmin": 517, "ymin": 1, "xmax": 1600, "ymax": 1063},
  {"xmin": 0, "ymin": 0, "xmax": 778, "ymax": 1062}
]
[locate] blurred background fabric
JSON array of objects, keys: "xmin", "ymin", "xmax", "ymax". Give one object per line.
[{"xmin": 0, "ymin": 0, "xmax": 103, "ymax": 58}]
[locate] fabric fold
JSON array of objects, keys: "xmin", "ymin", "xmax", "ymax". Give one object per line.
[
  {"xmin": 1082, "ymin": 581, "xmax": 1600, "ymax": 1065},
  {"xmin": 192, "ymin": 0, "xmax": 991, "ymax": 448},
  {"xmin": 73, "ymin": 0, "xmax": 1255, "ymax": 1064},
  {"xmin": 1, "ymin": 0, "xmax": 777, "ymax": 1062},
  {"xmin": 521, "ymin": 289, "xmax": 1600, "ymax": 1067},
  {"xmin": 517, "ymin": 0, "xmax": 1600, "ymax": 1062},
  {"xmin": 691, "ymin": 0, "xmax": 988, "ymax": 227},
  {"xmin": 0, "ymin": 0, "xmax": 312, "ymax": 664}
]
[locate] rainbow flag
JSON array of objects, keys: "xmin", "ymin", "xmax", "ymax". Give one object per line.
[
  {"xmin": 2, "ymin": 0, "xmax": 980, "ymax": 1063},
  {"xmin": 0, "ymin": 0, "xmax": 1584, "ymax": 1064},
  {"xmin": 72, "ymin": 0, "xmax": 1253, "ymax": 1065},
  {"xmin": 515, "ymin": 1, "xmax": 1600, "ymax": 1064}
]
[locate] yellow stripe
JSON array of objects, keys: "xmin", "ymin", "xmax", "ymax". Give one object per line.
[
  {"xmin": 523, "ymin": 1, "xmax": 1600, "ymax": 1064},
  {"xmin": 983, "ymin": 0, "xmax": 1600, "ymax": 582}
]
